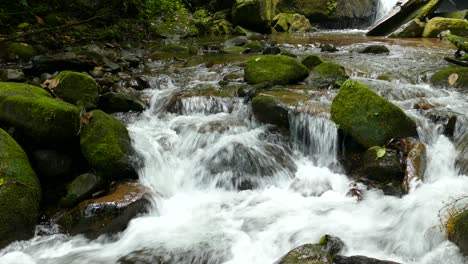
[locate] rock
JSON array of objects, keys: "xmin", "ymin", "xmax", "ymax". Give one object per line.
[
  {"xmin": 306, "ymin": 61, "xmax": 349, "ymax": 89},
  {"xmin": 224, "ymin": 36, "xmax": 250, "ymax": 48},
  {"xmin": 358, "ymin": 45, "xmax": 390, "ymax": 54},
  {"xmin": 430, "ymin": 67, "xmax": 468, "ymax": 89},
  {"xmin": 222, "ymin": 46, "xmax": 248, "ymax": 54},
  {"xmin": 243, "ymin": 40, "xmax": 264, "ymax": 53},
  {"xmin": 251, "ymin": 89, "xmax": 310, "ymax": 129},
  {"xmin": 263, "ymin": 46, "xmax": 282, "ymax": 55},
  {"xmin": 301, "ymin": 54, "xmax": 324, "ymax": 70},
  {"xmin": 456, "ymin": 133, "xmax": 468, "ymax": 175},
  {"xmin": 232, "ymin": 0, "xmax": 278, "ymax": 33},
  {"xmin": 117, "ymin": 249, "xmax": 166, "ymax": 264},
  {"xmin": 0, "ymin": 128, "xmax": 41, "ymax": 248},
  {"xmin": 422, "ymin": 18, "xmax": 468, "ymax": 38},
  {"xmin": 57, "ymin": 181, "xmax": 150, "ymax": 238},
  {"xmin": 2, "ymin": 42, "xmax": 36, "ymax": 61},
  {"xmin": 128, "ymin": 76, "xmax": 151, "ymax": 91},
  {"xmin": 334, "ymin": 255, "xmax": 401, "ymax": 264},
  {"xmin": 166, "ymin": 87, "xmax": 236, "ymax": 115},
  {"xmin": 98, "ymin": 92, "xmax": 146, "ymax": 113},
  {"xmin": 244, "ymin": 55, "xmax": 309, "ymax": 85},
  {"xmin": 0, "ymin": 82, "xmax": 81, "ymax": 145},
  {"xmin": 80, "ymin": 110, "xmax": 140, "ymax": 179},
  {"xmin": 402, "ymin": 138, "xmax": 426, "ymax": 193},
  {"xmin": 413, "ymin": 101, "xmax": 435, "ymax": 110},
  {"xmin": 0, "ymin": 69, "xmax": 25, "ymax": 82},
  {"xmin": 152, "ymin": 13, "xmax": 198, "ymax": 38},
  {"xmin": 354, "ymin": 149, "xmax": 405, "ymax": 184},
  {"xmin": 389, "ymin": 19, "xmax": 426, "ymax": 38},
  {"xmin": 320, "ymin": 44, "xmax": 339, "ymax": 52},
  {"xmin": 436, "ymin": 10, "xmax": 468, "ymax": 20},
  {"xmin": 89, "ymin": 69, "xmax": 105, "ymax": 78},
  {"xmin": 331, "ymin": 80, "xmax": 418, "ymax": 148},
  {"xmin": 415, "ymin": 0, "xmax": 444, "ymax": 21},
  {"xmin": 425, "ymin": 109, "xmax": 458, "ymax": 137},
  {"xmin": 273, "ymin": 13, "xmax": 314, "ymax": 32},
  {"xmin": 54, "ymin": 71, "xmax": 100, "ymax": 110},
  {"xmin": 31, "ymin": 53, "xmax": 96, "ymax": 74},
  {"xmin": 276, "ymin": 235, "xmax": 344, "ymax": 264},
  {"xmin": 447, "ymin": 209, "xmax": 468, "ymax": 256},
  {"xmin": 60, "ymin": 173, "xmax": 106, "ymax": 208},
  {"xmin": 30, "ymin": 149, "xmax": 74, "ymax": 181}
]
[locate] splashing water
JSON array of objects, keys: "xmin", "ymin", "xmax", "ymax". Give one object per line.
[{"xmin": 376, "ymin": 0, "xmax": 400, "ymax": 20}]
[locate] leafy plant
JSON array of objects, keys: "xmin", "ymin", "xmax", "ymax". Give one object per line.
[{"xmin": 368, "ymin": 145, "xmax": 386, "ymax": 160}]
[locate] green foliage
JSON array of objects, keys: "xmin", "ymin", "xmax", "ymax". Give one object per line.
[
  {"xmin": 368, "ymin": 146, "xmax": 386, "ymax": 160},
  {"xmin": 144, "ymin": 0, "xmax": 187, "ymax": 17}
]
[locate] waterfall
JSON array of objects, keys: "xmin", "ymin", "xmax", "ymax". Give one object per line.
[{"xmin": 376, "ymin": 0, "xmax": 399, "ymax": 20}]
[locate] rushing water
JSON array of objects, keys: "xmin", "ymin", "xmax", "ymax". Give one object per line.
[
  {"xmin": 376, "ymin": 0, "xmax": 399, "ymax": 20},
  {"xmin": 1, "ymin": 32, "xmax": 468, "ymax": 264}
]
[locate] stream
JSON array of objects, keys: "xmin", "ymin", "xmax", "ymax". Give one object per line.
[{"xmin": 0, "ymin": 29, "xmax": 467, "ymax": 264}]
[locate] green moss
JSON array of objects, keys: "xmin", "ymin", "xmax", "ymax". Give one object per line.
[
  {"xmin": 273, "ymin": 13, "xmax": 314, "ymax": 32},
  {"xmin": 422, "ymin": 18, "xmax": 468, "ymax": 38},
  {"xmin": 446, "ymin": 34, "xmax": 468, "ymax": 53},
  {"xmin": 0, "ymin": 128, "xmax": 41, "ymax": 246},
  {"xmin": 415, "ymin": 0, "xmax": 443, "ymax": 20},
  {"xmin": 330, "ymin": 80, "xmax": 417, "ymax": 148},
  {"xmin": 448, "ymin": 209, "xmax": 468, "ymax": 255},
  {"xmin": 301, "ymin": 54, "xmax": 324, "ymax": 69},
  {"xmin": 245, "ymin": 55, "xmax": 309, "ymax": 85},
  {"xmin": 430, "ymin": 67, "xmax": 468, "ymax": 89},
  {"xmin": 161, "ymin": 44, "xmax": 190, "ymax": 53},
  {"xmin": 307, "ymin": 61, "xmax": 349, "ymax": 89},
  {"xmin": 7, "ymin": 43, "xmax": 36, "ymax": 60},
  {"xmin": 243, "ymin": 40, "xmax": 263, "ymax": 53},
  {"xmin": 80, "ymin": 110, "xmax": 137, "ymax": 179},
  {"xmin": 55, "ymin": 71, "xmax": 99, "ymax": 110},
  {"xmin": 0, "ymin": 82, "xmax": 81, "ymax": 143}
]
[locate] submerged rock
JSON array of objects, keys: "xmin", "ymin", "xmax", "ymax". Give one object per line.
[
  {"xmin": 244, "ymin": 55, "xmax": 309, "ymax": 85},
  {"xmin": 430, "ymin": 67, "xmax": 468, "ymax": 89},
  {"xmin": 331, "ymin": 80, "xmax": 418, "ymax": 148},
  {"xmin": 57, "ymin": 181, "xmax": 150, "ymax": 238},
  {"xmin": 305, "ymin": 61, "xmax": 349, "ymax": 89},
  {"xmin": 54, "ymin": 71, "xmax": 100, "ymax": 110},
  {"xmin": 0, "ymin": 128, "xmax": 41, "ymax": 248}
]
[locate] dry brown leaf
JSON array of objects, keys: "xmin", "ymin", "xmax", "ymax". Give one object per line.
[
  {"xmin": 82, "ymin": 112, "xmax": 94, "ymax": 124},
  {"xmin": 94, "ymin": 66, "xmax": 104, "ymax": 71},
  {"xmin": 35, "ymin": 15, "xmax": 45, "ymax": 25},
  {"xmin": 41, "ymin": 79, "xmax": 60, "ymax": 89},
  {"xmin": 448, "ymin": 73, "xmax": 459, "ymax": 86}
]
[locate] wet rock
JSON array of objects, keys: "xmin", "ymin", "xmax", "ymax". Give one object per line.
[
  {"xmin": 0, "ymin": 128, "xmax": 41, "ymax": 248},
  {"xmin": 89, "ymin": 69, "xmax": 105, "ymax": 78},
  {"xmin": 166, "ymin": 87, "xmax": 236, "ymax": 115},
  {"xmin": 31, "ymin": 53, "xmax": 96, "ymax": 74},
  {"xmin": 455, "ymin": 133, "xmax": 468, "ymax": 175},
  {"xmin": 389, "ymin": 19, "xmax": 426, "ymax": 38},
  {"xmin": 80, "ymin": 110, "xmax": 140, "ymax": 180},
  {"xmin": 301, "ymin": 54, "xmax": 324, "ymax": 70},
  {"xmin": 54, "ymin": 71, "xmax": 100, "ymax": 110},
  {"xmin": 263, "ymin": 46, "xmax": 282, "ymax": 55},
  {"xmin": 430, "ymin": 67, "xmax": 468, "ymax": 89},
  {"xmin": 117, "ymin": 248, "xmax": 166, "ymax": 264},
  {"xmin": 448, "ymin": 209, "xmax": 468, "ymax": 256},
  {"xmin": 355, "ymin": 149, "xmax": 405, "ymax": 184},
  {"xmin": 413, "ymin": 101, "xmax": 434, "ymax": 111},
  {"xmin": 232, "ymin": 0, "xmax": 277, "ymax": 33},
  {"xmin": 1, "ymin": 42, "xmax": 36, "ymax": 61},
  {"xmin": 334, "ymin": 255, "xmax": 401, "ymax": 264},
  {"xmin": 305, "ymin": 61, "xmax": 349, "ymax": 89},
  {"xmin": 276, "ymin": 235, "xmax": 344, "ymax": 264},
  {"xmin": 243, "ymin": 40, "xmax": 264, "ymax": 53},
  {"xmin": 273, "ymin": 13, "xmax": 314, "ymax": 32},
  {"xmin": 0, "ymin": 69, "xmax": 25, "ymax": 82},
  {"xmin": 244, "ymin": 55, "xmax": 309, "ymax": 85},
  {"xmin": 402, "ymin": 138, "xmax": 427, "ymax": 193},
  {"xmin": 358, "ymin": 45, "xmax": 390, "ymax": 54},
  {"xmin": 320, "ymin": 44, "xmax": 339, "ymax": 52},
  {"xmin": 224, "ymin": 36, "xmax": 250, "ymax": 47},
  {"xmin": 422, "ymin": 17, "xmax": 468, "ymax": 38},
  {"xmin": 331, "ymin": 80, "xmax": 418, "ymax": 148},
  {"xmin": 128, "ymin": 76, "xmax": 151, "ymax": 91},
  {"xmin": 30, "ymin": 149, "xmax": 74, "ymax": 181},
  {"xmin": 57, "ymin": 181, "xmax": 150, "ymax": 238},
  {"xmin": 0, "ymin": 82, "xmax": 81, "ymax": 145},
  {"xmin": 98, "ymin": 92, "xmax": 146, "ymax": 113},
  {"xmin": 425, "ymin": 109, "xmax": 458, "ymax": 138},
  {"xmin": 60, "ymin": 173, "xmax": 106, "ymax": 208}
]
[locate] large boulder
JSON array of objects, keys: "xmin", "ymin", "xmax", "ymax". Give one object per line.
[
  {"xmin": 422, "ymin": 17, "xmax": 468, "ymax": 38},
  {"xmin": 244, "ymin": 55, "xmax": 309, "ymax": 85},
  {"xmin": 430, "ymin": 67, "xmax": 468, "ymax": 89},
  {"xmin": 57, "ymin": 181, "xmax": 150, "ymax": 238},
  {"xmin": 389, "ymin": 19, "xmax": 426, "ymax": 38},
  {"xmin": 448, "ymin": 209, "xmax": 468, "ymax": 256},
  {"xmin": 80, "ymin": 110, "xmax": 140, "ymax": 179},
  {"xmin": 232, "ymin": 0, "xmax": 278, "ymax": 33},
  {"xmin": 305, "ymin": 61, "xmax": 349, "ymax": 89},
  {"xmin": 354, "ymin": 149, "xmax": 405, "ymax": 183},
  {"xmin": 273, "ymin": 13, "xmax": 314, "ymax": 32},
  {"xmin": 54, "ymin": 71, "xmax": 100, "ymax": 110},
  {"xmin": 0, "ymin": 82, "xmax": 81, "ymax": 144},
  {"xmin": 331, "ymin": 80, "xmax": 418, "ymax": 148},
  {"xmin": 0, "ymin": 128, "xmax": 41, "ymax": 248}
]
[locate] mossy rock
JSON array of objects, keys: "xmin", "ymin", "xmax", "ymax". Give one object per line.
[
  {"xmin": 55, "ymin": 71, "xmax": 100, "ymax": 110},
  {"xmin": 245, "ymin": 55, "xmax": 309, "ymax": 85},
  {"xmin": 437, "ymin": 10, "xmax": 468, "ymax": 20},
  {"xmin": 153, "ymin": 14, "xmax": 199, "ymax": 38},
  {"xmin": 306, "ymin": 61, "xmax": 349, "ymax": 89},
  {"xmin": 354, "ymin": 149, "xmax": 405, "ymax": 183},
  {"xmin": 60, "ymin": 173, "xmax": 105, "ymax": 208},
  {"xmin": 415, "ymin": 0, "xmax": 444, "ymax": 20},
  {"xmin": 448, "ymin": 209, "xmax": 468, "ymax": 256},
  {"xmin": 273, "ymin": 13, "xmax": 314, "ymax": 32},
  {"xmin": 430, "ymin": 67, "xmax": 468, "ymax": 89},
  {"xmin": 80, "ymin": 110, "xmax": 139, "ymax": 179},
  {"xmin": 232, "ymin": 0, "xmax": 278, "ymax": 33},
  {"xmin": 301, "ymin": 54, "xmax": 324, "ymax": 70},
  {"xmin": 0, "ymin": 128, "xmax": 41, "ymax": 248},
  {"xmin": 243, "ymin": 40, "xmax": 263, "ymax": 53},
  {"xmin": 276, "ymin": 235, "xmax": 344, "ymax": 264},
  {"xmin": 278, "ymin": 0, "xmax": 337, "ymax": 20},
  {"xmin": 251, "ymin": 89, "xmax": 310, "ymax": 129},
  {"xmin": 98, "ymin": 92, "xmax": 146, "ymax": 113},
  {"xmin": 422, "ymin": 18, "xmax": 468, "ymax": 38},
  {"xmin": 4, "ymin": 42, "xmax": 36, "ymax": 61},
  {"xmin": 208, "ymin": 19, "xmax": 234, "ymax": 35},
  {"xmin": 389, "ymin": 19, "xmax": 426, "ymax": 38},
  {"xmin": 331, "ymin": 80, "xmax": 418, "ymax": 148},
  {"xmin": 0, "ymin": 82, "xmax": 81, "ymax": 144}
]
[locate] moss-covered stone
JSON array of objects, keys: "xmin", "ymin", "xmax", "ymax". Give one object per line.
[
  {"xmin": 415, "ymin": 0, "xmax": 443, "ymax": 20},
  {"xmin": 232, "ymin": 0, "xmax": 278, "ymax": 33},
  {"xmin": 0, "ymin": 82, "xmax": 81, "ymax": 143},
  {"xmin": 306, "ymin": 61, "xmax": 349, "ymax": 89},
  {"xmin": 448, "ymin": 209, "xmax": 468, "ymax": 256},
  {"xmin": 80, "ymin": 110, "xmax": 139, "ymax": 179},
  {"xmin": 0, "ymin": 128, "xmax": 41, "ymax": 247},
  {"xmin": 243, "ymin": 40, "xmax": 263, "ymax": 53},
  {"xmin": 5, "ymin": 42, "xmax": 36, "ymax": 61},
  {"xmin": 251, "ymin": 89, "xmax": 310, "ymax": 129},
  {"xmin": 276, "ymin": 235, "xmax": 344, "ymax": 264},
  {"xmin": 445, "ymin": 34, "xmax": 468, "ymax": 54},
  {"xmin": 152, "ymin": 13, "xmax": 199, "ymax": 38},
  {"xmin": 389, "ymin": 19, "xmax": 426, "ymax": 38},
  {"xmin": 98, "ymin": 92, "xmax": 146, "ymax": 113},
  {"xmin": 430, "ymin": 67, "xmax": 468, "ymax": 89},
  {"xmin": 55, "ymin": 71, "xmax": 100, "ymax": 110},
  {"xmin": 245, "ymin": 55, "xmax": 309, "ymax": 85},
  {"xmin": 437, "ymin": 10, "xmax": 468, "ymax": 20},
  {"xmin": 301, "ymin": 54, "xmax": 324, "ymax": 70},
  {"xmin": 273, "ymin": 13, "xmax": 314, "ymax": 32},
  {"xmin": 422, "ymin": 18, "xmax": 468, "ymax": 38},
  {"xmin": 60, "ymin": 173, "xmax": 105, "ymax": 208},
  {"xmin": 331, "ymin": 80, "xmax": 418, "ymax": 148}
]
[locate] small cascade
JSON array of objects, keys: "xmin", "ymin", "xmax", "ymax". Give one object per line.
[
  {"xmin": 375, "ymin": 0, "xmax": 399, "ymax": 20},
  {"xmin": 289, "ymin": 112, "xmax": 339, "ymax": 168}
]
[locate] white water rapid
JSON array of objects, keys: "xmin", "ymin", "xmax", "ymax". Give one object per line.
[
  {"xmin": 0, "ymin": 33, "xmax": 467, "ymax": 264},
  {"xmin": 376, "ymin": 0, "xmax": 400, "ymax": 20}
]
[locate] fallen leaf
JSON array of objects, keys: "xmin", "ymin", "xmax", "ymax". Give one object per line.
[
  {"xmin": 94, "ymin": 66, "xmax": 104, "ymax": 71},
  {"xmin": 448, "ymin": 73, "xmax": 458, "ymax": 86},
  {"xmin": 35, "ymin": 15, "xmax": 45, "ymax": 25},
  {"xmin": 82, "ymin": 112, "xmax": 94, "ymax": 124},
  {"xmin": 376, "ymin": 148, "xmax": 386, "ymax": 159},
  {"xmin": 255, "ymin": 57, "xmax": 261, "ymax": 62},
  {"xmin": 41, "ymin": 79, "xmax": 60, "ymax": 89}
]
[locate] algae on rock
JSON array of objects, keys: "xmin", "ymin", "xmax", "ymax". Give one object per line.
[
  {"xmin": 244, "ymin": 55, "xmax": 309, "ymax": 85},
  {"xmin": 55, "ymin": 71, "xmax": 100, "ymax": 110}
]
